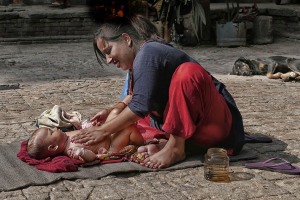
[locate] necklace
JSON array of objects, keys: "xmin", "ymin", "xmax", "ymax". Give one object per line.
[{"xmin": 61, "ymin": 136, "xmax": 70, "ymax": 152}]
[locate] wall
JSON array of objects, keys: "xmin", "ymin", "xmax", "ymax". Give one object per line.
[
  {"xmin": 0, "ymin": 8, "xmax": 97, "ymax": 43},
  {"xmin": 210, "ymin": 4, "xmax": 300, "ymax": 41},
  {"xmin": 0, "ymin": 0, "xmax": 86, "ymax": 5},
  {"xmin": 0, "ymin": 3, "xmax": 299, "ymax": 44}
]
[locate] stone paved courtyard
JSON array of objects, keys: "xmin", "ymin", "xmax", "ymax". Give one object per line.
[{"xmin": 0, "ymin": 37, "xmax": 300, "ymax": 199}]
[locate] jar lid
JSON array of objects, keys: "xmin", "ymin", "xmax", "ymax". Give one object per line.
[{"xmin": 206, "ymin": 148, "xmax": 227, "ymax": 156}]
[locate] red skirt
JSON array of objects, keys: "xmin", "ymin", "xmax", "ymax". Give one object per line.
[{"xmin": 137, "ymin": 62, "xmax": 232, "ymax": 148}]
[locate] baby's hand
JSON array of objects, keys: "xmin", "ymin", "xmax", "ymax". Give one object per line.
[
  {"xmin": 67, "ymin": 147, "xmax": 97, "ymax": 162},
  {"xmin": 67, "ymin": 147, "xmax": 84, "ymax": 160}
]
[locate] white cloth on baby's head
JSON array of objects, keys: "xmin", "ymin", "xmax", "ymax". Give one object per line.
[{"xmin": 36, "ymin": 105, "xmax": 81, "ymax": 129}]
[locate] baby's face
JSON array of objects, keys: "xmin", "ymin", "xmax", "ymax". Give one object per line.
[
  {"xmin": 37, "ymin": 127, "xmax": 68, "ymax": 154},
  {"xmin": 46, "ymin": 128, "xmax": 68, "ymax": 145}
]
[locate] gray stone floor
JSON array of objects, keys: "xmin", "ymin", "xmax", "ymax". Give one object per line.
[{"xmin": 0, "ymin": 37, "xmax": 300, "ymax": 199}]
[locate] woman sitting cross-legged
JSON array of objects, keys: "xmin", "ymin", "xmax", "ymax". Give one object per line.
[{"xmin": 71, "ymin": 15, "xmax": 245, "ymax": 169}]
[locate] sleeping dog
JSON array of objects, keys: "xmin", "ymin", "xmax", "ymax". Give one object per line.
[{"xmin": 231, "ymin": 56, "xmax": 300, "ymax": 81}]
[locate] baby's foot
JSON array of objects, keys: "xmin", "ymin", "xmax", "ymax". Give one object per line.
[{"xmin": 137, "ymin": 139, "xmax": 168, "ymax": 156}]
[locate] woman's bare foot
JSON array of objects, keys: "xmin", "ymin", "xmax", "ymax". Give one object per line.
[
  {"xmin": 137, "ymin": 139, "xmax": 168, "ymax": 158},
  {"xmin": 140, "ymin": 135, "xmax": 186, "ymax": 169}
]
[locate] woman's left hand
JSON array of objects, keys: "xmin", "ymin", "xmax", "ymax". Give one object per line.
[
  {"xmin": 90, "ymin": 109, "xmax": 110, "ymax": 126},
  {"xmin": 71, "ymin": 126, "xmax": 107, "ymax": 146}
]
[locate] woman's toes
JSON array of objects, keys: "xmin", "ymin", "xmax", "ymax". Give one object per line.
[
  {"xmin": 152, "ymin": 162, "xmax": 161, "ymax": 169},
  {"xmin": 144, "ymin": 161, "xmax": 152, "ymax": 167}
]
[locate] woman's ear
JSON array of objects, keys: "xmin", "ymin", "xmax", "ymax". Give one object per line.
[
  {"xmin": 122, "ymin": 33, "xmax": 132, "ymax": 47},
  {"xmin": 48, "ymin": 144, "xmax": 58, "ymax": 152}
]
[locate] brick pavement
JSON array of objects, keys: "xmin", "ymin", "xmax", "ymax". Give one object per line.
[{"xmin": 0, "ymin": 38, "xmax": 300, "ymax": 199}]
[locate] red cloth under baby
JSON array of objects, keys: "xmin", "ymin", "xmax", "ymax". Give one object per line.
[
  {"xmin": 17, "ymin": 140, "xmax": 84, "ymax": 172},
  {"xmin": 17, "ymin": 141, "xmax": 132, "ymax": 173}
]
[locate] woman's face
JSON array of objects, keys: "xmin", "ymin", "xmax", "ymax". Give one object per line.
[{"xmin": 96, "ymin": 34, "xmax": 135, "ymax": 71}]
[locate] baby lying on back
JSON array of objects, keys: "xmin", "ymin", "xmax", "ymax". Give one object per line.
[
  {"xmin": 27, "ymin": 98, "xmax": 144, "ymax": 162},
  {"xmin": 27, "ymin": 125, "xmax": 144, "ymax": 162}
]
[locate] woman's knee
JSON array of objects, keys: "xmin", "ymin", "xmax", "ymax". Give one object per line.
[{"xmin": 172, "ymin": 62, "xmax": 206, "ymax": 83}]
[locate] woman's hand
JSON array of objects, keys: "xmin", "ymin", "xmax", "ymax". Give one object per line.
[
  {"xmin": 90, "ymin": 109, "xmax": 110, "ymax": 126},
  {"xmin": 71, "ymin": 126, "xmax": 108, "ymax": 146}
]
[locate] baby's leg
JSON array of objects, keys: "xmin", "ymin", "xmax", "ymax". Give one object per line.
[
  {"xmin": 110, "ymin": 125, "xmax": 144, "ymax": 152},
  {"xmin": 128, "ymin": 125, "xmax": 145, "ymax": 146}
]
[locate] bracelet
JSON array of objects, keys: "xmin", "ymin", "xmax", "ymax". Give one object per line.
[{"xmin": 118, "ymin": 101, "xmax": 127, "ymax": 107}]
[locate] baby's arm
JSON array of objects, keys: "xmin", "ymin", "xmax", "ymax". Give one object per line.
[
  {"xmin": 67, "ymin": 147, "xmax": 97, "ymax": 163},
  {"xmin": 79, "ymin": 149, "xmax": 97, "ymax": 162}
]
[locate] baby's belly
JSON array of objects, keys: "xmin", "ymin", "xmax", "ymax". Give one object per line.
[{"xmin": 70, "ymin": 142, "xmax": 104, "ymax": 154}]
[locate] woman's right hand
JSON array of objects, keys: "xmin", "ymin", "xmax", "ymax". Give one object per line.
[
  {"xmin": 90, "ymin": 109, "xmax": 110, "ymax": 126},
  {"xmin": 71, "ymin": 126, "xmax": 107, "ymax": 146}
]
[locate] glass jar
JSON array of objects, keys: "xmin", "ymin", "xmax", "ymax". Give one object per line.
[{"xmin": 204, "ymin": 148, "xmax": 230, "ymax": 183}]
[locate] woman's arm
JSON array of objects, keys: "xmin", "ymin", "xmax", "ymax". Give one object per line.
[
  {"xmin": 106, "ymin": 95, "xmax": 132, "ymax": 122},
  {"xmin": 91, "ymin": 95, "xmax": 132, "ymax": 126},
  {"xmin": 102, "ymin": 106, "xmax": 139, "ymax": 133},
  {"xmin": 71, "ymin": 106, "xmax": 140, "ymax": 146}
]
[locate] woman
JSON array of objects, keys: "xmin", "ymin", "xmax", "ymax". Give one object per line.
[{"xmin": 71, "ymin": 15, "xmax": 245, "ymax": 169}]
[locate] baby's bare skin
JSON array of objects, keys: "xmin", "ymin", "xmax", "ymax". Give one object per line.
[
  {"xmin": 67, "ymin": 124, "xmax": 144, "ymax": 162},
  {"xmin": 64, "ymin": 130, "xmax": 109, "ymax": 155}
]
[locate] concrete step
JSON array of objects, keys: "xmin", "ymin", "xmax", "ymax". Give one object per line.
[{"xmin": 0, "ymin": 3, "xmax": 299, "ymax": 44}]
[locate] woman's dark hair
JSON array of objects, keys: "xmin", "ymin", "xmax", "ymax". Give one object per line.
[{"xmin": 93, "ymin": 15, "xmax": 164, "ymax": 67}]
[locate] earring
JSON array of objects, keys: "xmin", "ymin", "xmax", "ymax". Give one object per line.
[{"xmin": 48, "ymin": 145, "xmax": 58, "ymax": 151}]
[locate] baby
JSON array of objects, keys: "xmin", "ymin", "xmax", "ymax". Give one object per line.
[
  {"xmin": 27, "ymin": 125, "xmax": 144, "ymax": 162},
  {"xmin": 27, "ymin": 98, "xmax": 145, "ymax": 162}
]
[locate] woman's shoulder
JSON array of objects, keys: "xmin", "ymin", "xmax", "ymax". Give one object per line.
[
  {"xmin": 139, "ymin": 41, "xmax": 173, "ymax": 57},
  {"xmin": 143, "ymin": 40, "xmax": 172, "ymax": 49}
]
